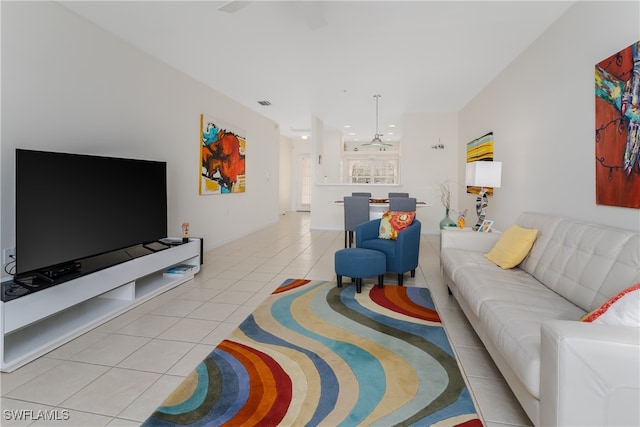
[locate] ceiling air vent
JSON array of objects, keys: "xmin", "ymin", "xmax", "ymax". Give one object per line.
[{"xmin": 257, "ymin": 100, "xmax": 271, "ymax": 106}]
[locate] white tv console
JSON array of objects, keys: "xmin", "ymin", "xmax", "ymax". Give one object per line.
[{"xmin": 0, "ymin": 238, "xmax": 201, "ymax": 372}]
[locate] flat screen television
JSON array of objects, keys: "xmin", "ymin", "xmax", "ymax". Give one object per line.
[{"xmin": 15, "ymin": 149, "xmax": 168, "ymax": 279}]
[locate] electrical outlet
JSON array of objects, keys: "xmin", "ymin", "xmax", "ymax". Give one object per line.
[{"xmin": 3, "ymin": 248, "xmax": 15, "ymax": 265}]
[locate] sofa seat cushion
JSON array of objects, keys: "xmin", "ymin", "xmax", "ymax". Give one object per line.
[
  {"xmin": 479, "ymin": 293, "xmax": 585, "ymax": 399},
  {"xmin": 440, "ymin": 249, "xmax": 509, "ymax": 289},
  {"xmin": 442, "ymin": 249, "xmax": 554, "ymax": 318},
  {"xmin": 442, "ymin": 247, "xmax": 586, "ymax": 398}
]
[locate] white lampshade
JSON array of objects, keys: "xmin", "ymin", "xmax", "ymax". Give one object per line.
[{"xmin": 466, "ymin": 161, "xmax": 502, "ymax": 188}]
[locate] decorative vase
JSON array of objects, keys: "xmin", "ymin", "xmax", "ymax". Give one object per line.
[{"xmin": 439, "ymin": 208, "xmax": 457, "ymax": 230}]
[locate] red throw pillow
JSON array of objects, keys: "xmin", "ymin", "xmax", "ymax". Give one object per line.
[
  {"xmin": 580, "ymin": 283, "xmax": 640, "ymax": 325},
  {"xmin": 378, "ymin": 210, "xmax": 415, "ymax": 240}
]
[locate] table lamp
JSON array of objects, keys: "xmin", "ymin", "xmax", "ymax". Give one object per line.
[{"xmin": 466, "ymin": 161, "xmax": 502, "ymax": 230}]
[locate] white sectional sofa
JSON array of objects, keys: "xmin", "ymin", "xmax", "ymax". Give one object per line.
[{"xmin": 440, "ymin": 212, "xmax": 640, "ymax": 427}]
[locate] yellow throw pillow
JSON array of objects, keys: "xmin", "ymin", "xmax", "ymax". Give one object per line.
[
  {"xmin": 378, "ymin": 211, "xmax": 416, "ymax": 240},
  {"xmin": 484, "ymin": 224, "xmax": 538, "ymax": 269}
]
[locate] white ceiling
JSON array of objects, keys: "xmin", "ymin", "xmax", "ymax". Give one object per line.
[{"xmin": 59, "ymin": 1, "xmax": 574, "ymax": 142}]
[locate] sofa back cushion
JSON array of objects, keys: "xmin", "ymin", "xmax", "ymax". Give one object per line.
[{"xmin": 515, "ymin": 212, "xmax": 640, "ymax": 312}]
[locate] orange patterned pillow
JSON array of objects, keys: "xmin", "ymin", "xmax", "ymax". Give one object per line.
[
  {"xmin": 378, "ymin": 210, "xmax": 416, "ymax": 240},
  {"xmin": 580, "ymin": 283, "xmax": 640, "ymax": 325}
]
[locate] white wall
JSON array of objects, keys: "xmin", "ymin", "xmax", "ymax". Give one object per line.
[
  {"xmin": 310, "ymin": 112, "xmax": 459, "ymax": 233},
  {"xmin": 313, "ymin": 1, "xmax": 640, "ymax": 235},
  {"xmin": 5, "ymin": 1, "xmax": 636, "ymax": 273},
  {"xmin": 279, "ymin": 135, "xmax": 293, "ymax": 215},
  {"xmin": 458, "ymin": 1, "xmax": 640, "ymax": 231},
  {"xmin": 320, "ymin": 129, "xmax": 343, "ymax": 183},
  {"xmin": 400, "ymin": 112, "xmax": 460, "ymax": 232},
  {"xmin": 1, "ymin": 1, "xmax": 281, "ymax": 272}
]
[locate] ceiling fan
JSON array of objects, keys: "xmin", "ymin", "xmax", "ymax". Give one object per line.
[
  {"xmin": 362, "ymin": 95, "xmax": 392, "ymax": 147},
  {"xmin": 218, "ymin": 1, "xmax": 328, "ymax": 30}
]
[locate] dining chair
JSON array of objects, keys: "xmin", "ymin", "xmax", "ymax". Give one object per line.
[
  {"xmin": 352, "ymin": 192, "xmax": 372, "ymax": 197},
  {"xmin": 343, "ymin": 196, "xmax": 370, "ymax": 248},
  {"xmin": 389, "ymin": 197, "xmax": 417, "ymax": 211},
  {"xmin": 388, "ymin": 192, "xmax": 409, "ymax": 198}
]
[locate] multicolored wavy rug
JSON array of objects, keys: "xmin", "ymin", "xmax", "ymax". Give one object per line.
[{"xmin": 142, "ymin": 279, "xmax": 482, "ymax": 426}]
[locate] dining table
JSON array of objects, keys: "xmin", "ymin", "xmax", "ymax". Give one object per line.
[{"xmin": 334, "ymin": 197, "xmax": 429, "ymax": 219}]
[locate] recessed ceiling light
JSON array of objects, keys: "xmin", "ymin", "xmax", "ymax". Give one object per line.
[
  {"xmin": 301, "ymin": 135, "xmax": 309, "ymax": 140},
  {"xmin": 344, "ymin": 125, "xmax": 351, "ymax": 128},
  {"xmin": 389, "ymin": 124, "xmax": 396, "ymax": 128}
]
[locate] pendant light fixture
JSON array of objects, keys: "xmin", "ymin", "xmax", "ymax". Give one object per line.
[{"xmin": 362, "ymin": 94, "xmax": 391, "ymax": 146}]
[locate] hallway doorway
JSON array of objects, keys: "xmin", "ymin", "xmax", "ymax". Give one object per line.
[{"xmin": 296, "ymin": 154, "xmax": 311, "ymax": 211}]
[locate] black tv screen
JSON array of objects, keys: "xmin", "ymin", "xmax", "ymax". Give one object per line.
[{"xmin": 15, "ymin": 149, "xmax": 168, "ymax": 276}]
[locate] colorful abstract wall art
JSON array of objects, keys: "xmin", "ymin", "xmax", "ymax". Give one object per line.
[
  {"xmin": 466, "ymin": 132, "xmax": 495, "ymax": 196},
  {"xmin": 200, "ymin": 115, "xmax": 246, "ymax": 195},
  {"xmin": 595, "ymin": 41, "xmax": 640, "ymax": 209}
]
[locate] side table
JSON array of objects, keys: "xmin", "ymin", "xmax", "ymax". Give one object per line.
[{"xmin": 439, "ymin": 227, "xmax": 502, "ymax": 253}]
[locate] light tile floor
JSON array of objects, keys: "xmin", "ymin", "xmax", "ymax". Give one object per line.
[{"xmin": 1, "ymin": 212, "xmax": 532, "ymax": 426}]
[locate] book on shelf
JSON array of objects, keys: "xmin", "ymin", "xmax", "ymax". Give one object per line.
[{"xmin": 163, "ymin": 264, "xmax": 193, "ymax": 277}]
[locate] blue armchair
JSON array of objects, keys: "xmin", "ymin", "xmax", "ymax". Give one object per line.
[{"xmin": 355, "ymin": 218, "xmax": 421, "ymax": 285}]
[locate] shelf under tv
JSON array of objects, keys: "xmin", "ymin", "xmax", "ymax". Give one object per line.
[{"xmin": 0, "ymin": 238, "xmax": 201, "ymax": 372}]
